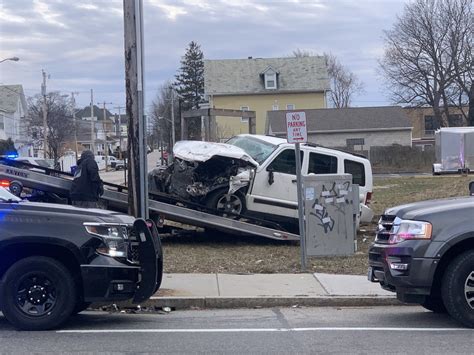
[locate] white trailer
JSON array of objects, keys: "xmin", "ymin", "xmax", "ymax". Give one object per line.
[{"xmin": 433, "ymin": 127, "xmax": 474, "ymax": 175}]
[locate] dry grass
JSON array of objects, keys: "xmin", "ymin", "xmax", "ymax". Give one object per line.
[{"xmin": 162, "ymin": 175, "xmax": 472, "ymax": 275}]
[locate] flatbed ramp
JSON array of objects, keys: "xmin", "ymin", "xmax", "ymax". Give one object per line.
[{"xmin": 0, "ymin": 162, "xmax": 299, "ymax": 241}]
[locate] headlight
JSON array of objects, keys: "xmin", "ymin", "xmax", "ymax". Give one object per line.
[
  {"xmin": 389, "ymin": 217, "xmax": 432, "ymax": 244},
  {"xmin": 84, "ymin": 223, "xmax": 129, "ymax": 258}
]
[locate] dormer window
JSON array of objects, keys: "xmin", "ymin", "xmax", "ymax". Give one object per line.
[
  {"xmin": 261, "ymin": 66, "xmax": 278, "ymax": 90},
  {"xmin": 265, "ymin": 73, "xmax": 276, "ymax": 89}
]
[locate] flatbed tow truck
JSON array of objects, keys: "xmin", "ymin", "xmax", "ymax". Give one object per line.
[{"xmin": 0, "ymin": 158, "xmax": 299, "ymax": 241}]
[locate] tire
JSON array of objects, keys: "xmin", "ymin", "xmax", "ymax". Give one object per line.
[
  {"xmin": 421, "ymin": 295, "xmax": 447, "ymax": 313},
  {"xmin": 0, "ymin": 256, "xmax": 77, "ymax": 330},
  {"xmin": 441, "ymin": 250, "xmax": 474, "ymax": 328},
  {"xmin": 205, "ymin": 188, "xmax": 246, "ymax": 218}
]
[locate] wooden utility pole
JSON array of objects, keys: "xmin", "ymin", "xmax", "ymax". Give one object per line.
[
  {"xmin": 41, "ymin": 70, "xmax": 48, "ymax": 158},
  {"xmin": 123, "ymin": 0, "xmax": 148, "ymax": 218}
]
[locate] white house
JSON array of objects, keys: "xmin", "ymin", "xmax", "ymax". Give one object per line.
[{"xmin": 0, "ymin": 84, "xmax": 33, "ymax": 156}]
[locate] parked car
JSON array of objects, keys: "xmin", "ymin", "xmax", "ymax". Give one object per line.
[
  {"xmin": 368, "ymin": 181, "xmax": 474, "ymax": 328},
  {"xmin": 111, "ymin": 158, "xmax": 127, "ymax": 170},
  {"xmin": 149, "ymin": 134, "xmax": 374, "ymax": 230},
  {"xmin": 0, "ymin": 187, "xmax": 163, "ymax": 330}
]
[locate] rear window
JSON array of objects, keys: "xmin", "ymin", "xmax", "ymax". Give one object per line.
[
  {"xmin": 308, "ymin": 153, "xmax": 338, "ymax": 174},
  {"xmin": 344, "ymin": 159, "xmax": 365, "ymax": 186}
]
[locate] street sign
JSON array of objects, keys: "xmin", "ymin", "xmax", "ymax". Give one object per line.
[{"xmin": 286, "ymin": 111, "xmax": 307, "ymax": 143}]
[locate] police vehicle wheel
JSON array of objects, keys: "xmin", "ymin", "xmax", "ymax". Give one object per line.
[
  {"xmin": 442, "ymin": 250, "xmax": 474, "ymax": 328},
  {"xmin": 0, "ymin": 256, "xmax": 77, "ymax": 330}
]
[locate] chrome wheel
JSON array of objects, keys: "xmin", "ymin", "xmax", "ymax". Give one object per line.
[
  {"xmin": 216, "ymin": 194, "xmax": 243, "ymax": 215},
  {"xmin": 465, "ymin": 271, "xmax": 474, "ymax": 310}
]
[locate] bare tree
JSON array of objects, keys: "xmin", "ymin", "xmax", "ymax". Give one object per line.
[
  {"xmin": 325, "ymin": 53, "xmax": 364, "ymax": 108},
  {"xmin": 27, "ymin": 92, "xmax": 74, "ymax": 163},
  {"xmin": 292, "ymin": 49, "xmax": 364, "ymax": 108},
  {"xmin": 149, "ymin": 82, "xmax": 179, "ymax": 153},
  {"xmin": 380, "ymin": 0, "xmax": 473, "ymax": 127}
]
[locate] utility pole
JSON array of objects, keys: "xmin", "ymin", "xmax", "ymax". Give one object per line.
[
  {"xmin": 71, "ymin": 92, "xmax": 79, "ymax": 160},
  {"xmin": 41, "ymin": 70, "xmax": 48, "ymax": 158},
  {"xmin": 98, "ymin": 101, "xmax": 113, "ymax": 171},
  {"xmin": 123, "ymin": 0, "xmax": 148, "ymax": 219},
  {"xmin": 114, "ymin": 105, "xmax": 126, "ymax": 160},
  {"xmin": 90, "ymin": 89, "xmax": 95, "ymax": 154}
]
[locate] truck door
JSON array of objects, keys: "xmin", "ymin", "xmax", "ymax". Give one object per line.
[{"xmin": 247, "ymin": 148, "xmax": 304, "ymax": 219}]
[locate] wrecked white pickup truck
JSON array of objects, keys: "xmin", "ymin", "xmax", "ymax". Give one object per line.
[{"xmin": 148, "ymin": 134, "xmax": 374, "ymax": 231}]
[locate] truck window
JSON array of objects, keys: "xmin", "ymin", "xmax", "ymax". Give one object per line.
[
  {"xmin": 268, "ymin": 149, "xmax": 303, "ymax": 175},
  {"xmin": 344, "ymin": 159, "xmax": 365, "ymax": 186},
  {"xmin": 308, "ymin": 153, "xmax": 337, "ymax": 174}
]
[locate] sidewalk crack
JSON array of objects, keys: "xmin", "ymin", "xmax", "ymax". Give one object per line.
[
  {"xmin": 215, "ymin": 273, "xmax": 221, "ymax": 296},
  {"xmin": 312, "ymin": 273, "xmax": 329, "ymax": 295}
]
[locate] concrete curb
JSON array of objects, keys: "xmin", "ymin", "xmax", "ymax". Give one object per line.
[{"xmin": 130, "ymin": 296, "xmax": 402, "ymax": 309}]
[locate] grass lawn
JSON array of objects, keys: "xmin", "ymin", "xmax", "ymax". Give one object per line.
[{"xmin": 162, "ymin": 175, "xmax": 472, "ymax": 275}]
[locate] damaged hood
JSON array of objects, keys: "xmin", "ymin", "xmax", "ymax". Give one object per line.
[{"xmin": 173, "ymin": 140, "xmax": 259, "ymax": 166}]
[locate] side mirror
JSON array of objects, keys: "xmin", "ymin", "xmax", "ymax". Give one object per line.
[
  {"xmin": 469, "ymin": 181, "xmax": 474, "ymax": 196},
  {"xmin": 267, "ymin": 167, "xmax": 274, "ymax": 185}
]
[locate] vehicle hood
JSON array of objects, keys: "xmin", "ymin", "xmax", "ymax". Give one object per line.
[
  {"xmin": 173, "ymin": 140, "xmax": 258, "ymax": 166},
  {"xmin": 7, "ymin": 201, "xmax": 135, "ymax": 224},
  {"xmin": 385, "ymin": 196, "xmax": 474, "ymax": 220}
]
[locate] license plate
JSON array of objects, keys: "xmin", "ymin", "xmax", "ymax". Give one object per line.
[{"xmin": 367, "ymin": 266, "xmax": 374, "ymax": 281}]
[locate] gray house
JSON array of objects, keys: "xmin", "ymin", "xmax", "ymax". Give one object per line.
[{"xmin": 266, "ymin": 106, "xmax": 413, "ymax": 152}]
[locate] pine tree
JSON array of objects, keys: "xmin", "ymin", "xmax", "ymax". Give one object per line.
[{"xmin": 175, "ymin": 41, "xmax": 204, "ymax": 139}]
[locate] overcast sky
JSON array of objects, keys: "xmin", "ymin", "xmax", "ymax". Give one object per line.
[{"xmin": 0, "ymin": 0, "xmax": 407, "ymax": 113}]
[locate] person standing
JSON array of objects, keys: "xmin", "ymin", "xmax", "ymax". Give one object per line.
[{"xmin": 70, "ymin": 150, "xmax": 104, "ymax": 208}]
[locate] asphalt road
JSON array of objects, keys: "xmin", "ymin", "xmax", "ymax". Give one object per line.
[{"xmin": 1, "ymin": 306, "xmax": 472, "ymax": 353}]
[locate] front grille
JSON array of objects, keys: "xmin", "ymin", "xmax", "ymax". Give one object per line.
[
  {"xmin": 127, "ymin": 227, "xmax": 140, "ymax": 264},
  {"xmin": 375, "ymin": 214, "xmax": 396, "ymax": 243}
]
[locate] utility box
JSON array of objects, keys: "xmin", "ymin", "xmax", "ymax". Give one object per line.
[{"xmin": 303, "ymin": 174, "xmax": 359, "ymax": 257}]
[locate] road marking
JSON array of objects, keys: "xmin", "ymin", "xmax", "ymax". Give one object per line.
[{"xmin": 57, "ymin": 327, "xmax": 471, "ymax": 334}]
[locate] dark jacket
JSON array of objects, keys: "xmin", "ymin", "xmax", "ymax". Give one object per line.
[{"xmin": 70, "ymin": 150, "xmax": 103, "ymax": 202}]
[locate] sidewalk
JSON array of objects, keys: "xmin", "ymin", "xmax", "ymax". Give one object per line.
[{"xmin": 138, "ymin": 273, "xmax": 400, "ymax": 310}]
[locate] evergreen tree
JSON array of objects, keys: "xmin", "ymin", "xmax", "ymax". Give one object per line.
[{"xmin": 175, "ymin": 41, "xmax": 204, "ymax": 139}]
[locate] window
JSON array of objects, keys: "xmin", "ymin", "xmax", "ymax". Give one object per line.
[
  {"xmin": 264, "ymin": 73, "xmax": 277, "ymax": 89},
  {"xmin": 240, "ymin": 106, "xmax": 249, "ymax": 123},
  {"xmin": 286, "ymin": 104, "xmax": 295, "ymax": 110},
  {"xmin": 448, "ymin": 114, "xmax": 463, "ymax": 127},
  {"xmin": 268, "ymin": 149, "xmax": 303, "ymax": 175},
  {"xmin": 424, "ymin": 115, "xmax": 439, "ymax": 135},
  {"xmin": 227, "ymin": 135, "xmax": 277, "ymax": 164},
  {"xmin": 308, "ymin": 153, "xmax": 338, "ymax": 174},
  {"xmin": 344, "ymin": 160, "xmax": 366, "ymax": 186},
  {"xmin": 272, "ymin": 104, "xmax": 279, "ymax": 110},
  {"xmin": 346, "ymin": 138, "xmax": 365, "ymax": 146}
]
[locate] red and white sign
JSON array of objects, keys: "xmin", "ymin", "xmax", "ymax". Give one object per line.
[{"xmin": 286, "ymin": 111, "xmax": 307, "ymax": 143}]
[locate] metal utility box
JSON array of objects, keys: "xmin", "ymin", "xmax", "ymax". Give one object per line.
[
  {"xmin": 303, "ymin": 174, "xmax": 359, "ymax": 257},
  {"xmin": 434, "ymin": 127, "xmax": 474, "ymax": 174}
]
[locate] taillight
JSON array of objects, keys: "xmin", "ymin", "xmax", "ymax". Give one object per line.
[
  {"xmin": 0, "ymin": 180, "xmax": 10, "ymax": 188},
  {"xmin": 366, "ymin": 192, "xmax": 372, "ymax": 204}
]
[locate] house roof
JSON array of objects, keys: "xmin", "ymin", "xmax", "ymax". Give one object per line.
[
  {"xmin": 0, "ymin": 84, "xmax": 27, "ymax": 113},
  {"xmin": 76, "ymin": 105, "xmax": 114, "ymax": 121},
  {"xmin": 267, "ymin": 106, "xmax": 412, "ymax": 134},
  {"xmin": 204, "ymin": 56, "xmax": 330, "ymax": 96}
]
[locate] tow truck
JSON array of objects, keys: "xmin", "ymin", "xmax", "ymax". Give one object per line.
[{"xmin": 0, "ymin": 158, "xmax": 299, "ymax": 241}]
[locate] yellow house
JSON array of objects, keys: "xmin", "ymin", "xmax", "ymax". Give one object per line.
[{"xmin": 204, "ymin": 56, "xmax": 330, "ymax": 140}]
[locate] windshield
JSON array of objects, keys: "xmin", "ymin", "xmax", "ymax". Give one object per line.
[
  {"xmin": 0, "ymin": 187, "xmax": 21, "ymax": 202},
  {"xmin": 226, "ymin": 136, "xmax": 277, "ymax": 164}
]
